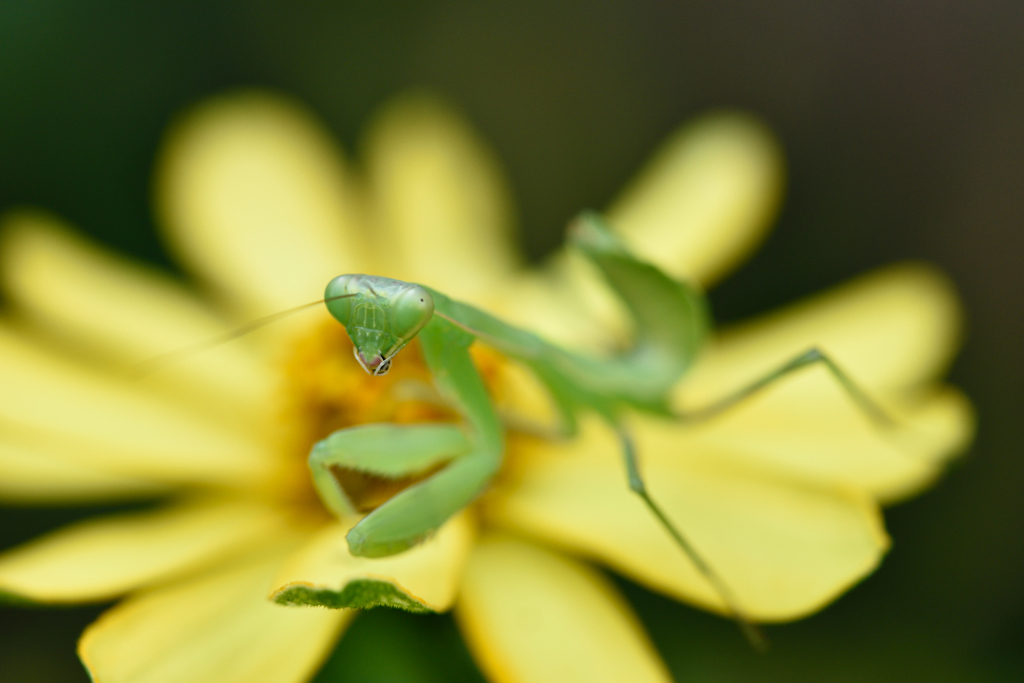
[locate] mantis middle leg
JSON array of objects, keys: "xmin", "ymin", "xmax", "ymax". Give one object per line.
[
  {"xmin": 676, "ymin": 347, "xmax": 894, "ymax": 428},
  {"xmin": 617, "ymin": 349, "xmax": 894, "ymax": 645},
  {"xmin": 614, "ymin": 426, "xmax": 767, "ymax": 649}
]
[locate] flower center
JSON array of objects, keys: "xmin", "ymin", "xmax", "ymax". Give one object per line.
[
  {"xmin": 279, "ymin": 320, "xmax": 455, "ymax": 515},
  {"xmin": 278, "ymin": 319, "xmax": 549, "ymax": 520}
]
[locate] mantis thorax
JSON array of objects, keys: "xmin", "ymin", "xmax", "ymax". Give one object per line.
[{"xmin": 325, "ymin": 274, "xmax": 434, "ymax": 375}]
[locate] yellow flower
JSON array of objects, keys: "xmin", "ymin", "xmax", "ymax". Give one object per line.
[{"xmin": 0, "ymin": 91, "xmax": 973, "ymax": 682}]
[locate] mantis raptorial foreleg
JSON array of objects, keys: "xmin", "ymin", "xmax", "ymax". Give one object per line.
[
  {"xmin": 346, "ymin": 450, "xmax": 498, "ymax": 557},
  {"xmin": 315, "ymin": 310, "xmax": 505, "ymax": 558},
  {"xmin": 308, "ymin": 423, "xmax": 471, "ymax": 519},
  {"xmin": 675, "ymin": 347, "xmax": 895, "ymax": 429}
]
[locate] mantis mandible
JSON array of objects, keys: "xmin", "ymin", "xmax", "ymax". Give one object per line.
[{"xmin": 307, "ymin": 211, "xmax": 894, "ymax": 647}]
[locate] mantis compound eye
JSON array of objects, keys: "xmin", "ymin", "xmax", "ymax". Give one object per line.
[
  {"xmin": 324, "ymin": 274, "xmax": 356, "ymax": 325},
  {"xmin": 389, "ymin": 285, "xmax": 434, "ymax": 344}
]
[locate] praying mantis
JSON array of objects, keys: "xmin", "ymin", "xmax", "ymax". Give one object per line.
[{"xmin": 306, "ymin": 211, "xmax": 893, "ymax": 647}]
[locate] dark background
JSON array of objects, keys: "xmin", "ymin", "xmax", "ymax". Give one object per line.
[{"xmin": 1, "ymin": 1, "xmax": 1022, "ymax": 681}]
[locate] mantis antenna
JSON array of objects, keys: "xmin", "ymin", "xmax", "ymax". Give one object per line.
[{"xmin": 130, "ymin": 293, "xmax": 357, "ymax": 378}]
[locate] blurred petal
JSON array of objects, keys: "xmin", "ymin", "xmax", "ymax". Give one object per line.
[
  {"xmin": 79, "ymin": 542, "xmax": 348, "ymax": 683},
  {"xmin": 495, "ymin": 255, "xmax": 626, "ymax": 351},
  {"xmin": 0, "ymin": 211, "xmax": 277, "ymax": 432},
  {"xmin": 498, "ymin": 113, "xmax": 782, "ymax": 348},
  {"xmin": 0, "ymin": 325, "xmax": 280, "ymax": 486},
  {"xmin": 607, "ymin": 112, "xmax": 784, "ymax": 286},
  {"xmin": 679, "ymin": 263, "xmax": 963, "ymax": 401},
  {"xmin": 272, "ymin": 512, "xmax": 473, "ymax": 612},
  {"xmin": 0, "ymin": 438, "xmax": 167, "ymax": 504},
  {"xmin": 487, "ymin": 419, "xmax": 888, "ymax": 621},
  {"xmin": 156, "ymin": 91, "xmax": 366, "ymax": 316},
  {"xmin": 456, "ymin": 535, "xmax": 671, "ymax": 683},
  {"xmin": 364, "ymin": 93, "xmax": 520, "ymax": 299},
  {"xmin": 469, "ymin": 346, "xmax": 566, "ymax": 435},
  {"xmin": 0, "ymin": 499, "xmax": 296, "ymax": 602},
  {"xmin": 660, "ymin": 263, "xmax": 971, "ymax": 501}
]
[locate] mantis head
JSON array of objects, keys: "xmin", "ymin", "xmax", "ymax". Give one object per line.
[{"xmin": 324, "ymin": 275, "xmax": 434, "ymax": 376}]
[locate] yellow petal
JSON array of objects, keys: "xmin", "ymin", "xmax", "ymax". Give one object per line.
[
  {"xmin": 456, "ymin": 535, "xmax": 671, "ymax": 683},
  {"xmin": 467, "ymin": 346, "xmax": 566, "ymax": 436},
  {"xmin": 606, "ymin": 112, "xmax": 784, "ymax": 287},
  {"xmin": 363, "ymin": 92, "xmax": 520, "ymax": 299},
  {"xmin": 156, "ymin": 90, "xmax": 366, "ymax": 316},
  {"xmin": 494, "ymin": 255, "xmax": 626, "ymax": 351},
  {"xmin": 0, "ymin": 498, "xmax": 296, "ymax": 602},
  {"xmin": 271, "ymin": 512, "xmax": 473, "ymax": 612},
  {"xmin": 0, "ymin": 324, "xmax": 280, "ymax": 486},
  {"xmin": 79, "ymin": 541, "xmax": 348, "ymax": 683},
  {"xmin": 487, "ymin": 419, "xmax": 888, "ymax": 622},
  {"xmin": 0, "ymin": 210, "xmax": 277, "ymax": 433},
  {"xmin": 497, "ymin": 114, "xmax": 781, "ymax": 348},
  {"xmin": 675, "ymin": 386, "xmax": 974, "ymax": 503},
  {"xmin": 0, "ymin": 438, "xmax": 167, "ymax": 504},
  {"xmin": 679, "ymin": 263, "xmax": 963, "ymax": 402}
]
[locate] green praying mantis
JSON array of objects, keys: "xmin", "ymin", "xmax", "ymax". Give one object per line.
[{"xmin": 300, "ymin": 211, "xmax": 894, "ymax": 648}]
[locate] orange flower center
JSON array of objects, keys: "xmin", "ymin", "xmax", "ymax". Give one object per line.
[{"xmin": 277, "ymin": 319, "xmax": 511, "ymax": 518}]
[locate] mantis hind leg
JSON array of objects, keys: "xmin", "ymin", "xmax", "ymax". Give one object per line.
[
  {"xmin": 615, "ymin": 427, "xmax": 767, "ymax": 650},
  {"xmin": 677, "ymin": 347, "xmax": 894, "ymax": 429}
]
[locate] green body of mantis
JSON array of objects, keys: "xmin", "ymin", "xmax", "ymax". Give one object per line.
[{"xmin": 309, "ymin": 211, "xmax": 891, "ymax": 645}]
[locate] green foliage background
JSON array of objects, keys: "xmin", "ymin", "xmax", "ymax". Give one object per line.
[{"xmin": 1, "ymin": 1, "xmax": 1022, "ymax": 681}]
